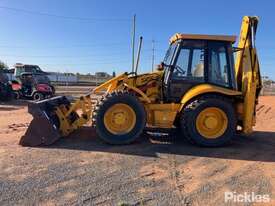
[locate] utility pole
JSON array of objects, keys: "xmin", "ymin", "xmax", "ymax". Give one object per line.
[
  {"xmin": 131, "ymin": 14, "xmax": 136, "ymax": 73},
  {"xmin": 135, "ymin": 36, "xmax": 143, "ymax": 74},
  {"xmin": 151, "ymin": 40, "xmax": 155, "ymax": 72}
]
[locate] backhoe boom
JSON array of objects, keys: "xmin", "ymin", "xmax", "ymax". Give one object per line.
[{"xmin": 235, "ymin": 16, "xmax": 262, "ymax": 133}]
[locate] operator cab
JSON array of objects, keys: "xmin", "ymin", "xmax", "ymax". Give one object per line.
[{"xmin": 163, "ymin": 33, "xmax": 237, "ymax": 102}]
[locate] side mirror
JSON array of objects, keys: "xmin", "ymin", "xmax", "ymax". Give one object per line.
[{"xmin": 156, "ymin": 62, "xmax": 164, "ymax": 71}]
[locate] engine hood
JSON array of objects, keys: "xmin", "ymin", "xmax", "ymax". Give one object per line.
[{"xmin": 93, "ymin": 71, "xmax": 163, "ymax": 94}]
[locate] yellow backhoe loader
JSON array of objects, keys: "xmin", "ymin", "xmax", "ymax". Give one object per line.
[{"xmin": 20, "ymin": 16, "xmax": 261, "ymax": 147}]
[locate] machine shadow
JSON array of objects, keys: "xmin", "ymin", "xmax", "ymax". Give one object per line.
[
  {"xmin": 48, "ymin": 126, "xmax": 275, "ymax": 163},
  {"xmin": 0, "ymin": 99, "xmax": 28, "ymax": 111}
]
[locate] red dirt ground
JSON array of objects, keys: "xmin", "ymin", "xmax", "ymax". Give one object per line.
[{"xmin": 0, "ymin": 96, "xmax": 275, "ymax": 205}]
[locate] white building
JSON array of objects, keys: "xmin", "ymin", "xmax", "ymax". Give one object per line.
[{"xmin": 47, "ymin": 72, "xmax": 77, "ymax": 83}]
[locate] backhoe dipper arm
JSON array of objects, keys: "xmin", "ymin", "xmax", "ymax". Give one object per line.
[{"xmin": 235, "ymin": 16, "xmax": 262, "ymax": 133}]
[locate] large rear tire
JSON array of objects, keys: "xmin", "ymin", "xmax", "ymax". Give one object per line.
[
  {"xmin": 181, "ymin": 95, "xmax": 236, "ymax": 147},
  {"xmin": 93, "ymin": 91, "xmax": 146, "ymax": 145}
]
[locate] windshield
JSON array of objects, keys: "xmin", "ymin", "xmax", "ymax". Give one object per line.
[
  {"xmin": 25, "ymin": 65, "xmax": 42, "ymax": 73},
  {"xmin": 163, "ymin": 43, "xmax": 177, "ymax": 65},
  {"xmin": 33, "ymin": 75, "xmax": 50, "ymax": 84},
  {"xmin": 163, "ymin": 42, "xmax": 178, "ymax": 84},
  {"xmin": 15, "ymin": 65, "xmax": 43, "ymax": 77}
]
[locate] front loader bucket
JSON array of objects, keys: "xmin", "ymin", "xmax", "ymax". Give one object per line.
[
  {"xmin": 20, "ymin": 96, "xmax": 70, "ymax": 146},
  {"xmin": 20, "ymin": 114, "xmax": 61, "ymax": 146}
]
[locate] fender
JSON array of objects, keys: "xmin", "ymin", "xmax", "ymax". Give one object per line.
[{"xmin": 180, "ymin": 84, "xmax": 242, "ymax": 110}]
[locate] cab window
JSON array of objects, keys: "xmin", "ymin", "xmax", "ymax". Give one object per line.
[
  {"xmin": 190, "ymin": 48, "xmax": 204, "ymax": 80},
  {"xmin": 172, "ymin": 40, "xmax": 205, "ymax": 82},
  {"xmin": 172, "ymin": 48, "xmax": 189, "ymax": 78},
  {"xmin": 208, "ymin": 43, "xmax": 230, "ymax": 87}
]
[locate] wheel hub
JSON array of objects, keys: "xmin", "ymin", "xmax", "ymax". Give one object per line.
[
  {"xmin": 196, "ymin": 107, "xmax": 228, "ymax": 139},
  {"xmin": 113, "ymin": 112, "xmax": 126, "ymax": 125},
  {"xmin": 104, "ymin": 103, "xmax": 136, "ymax": 135},
  {"xmin": 204, "ymin": 116, "xmax": 218, "ymax": 129}
]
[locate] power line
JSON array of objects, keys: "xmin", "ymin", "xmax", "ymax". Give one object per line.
[
  {"xmin": 0, "ymin": 6, "xmax": 130, "ymax": 22},
  {"xmin": 39, "ymin": 60, "xmax": 131, "ymax": 66},
  {"xmin": 0, "ymin": 47, "xmax": 162, "ymax": 59},
  {"xmin": 0, "ymin": 43, "xmax": 166, "ymax": 50},
  {"xmin": 0, "ymin": 51, "xmax": 133, "ymax": 59},
  {"xmin": 0, "ymin": 42, "xmax": 130, "ymax": 49}
]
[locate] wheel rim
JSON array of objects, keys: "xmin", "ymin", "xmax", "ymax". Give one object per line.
[
  {"xmin": 103, "ymin": 103, "xmax": 136, "ymax": 135},
  {"xmin": 195, "ymin": 107, "xmax": 228, "ymax": 139},
  {"xmin": 34, "ymin": 93, "xmax": 41, "ymax": 101},
  {"xmin": 15, "ymin": 92, "xmax": 20, "ymax": 99}
]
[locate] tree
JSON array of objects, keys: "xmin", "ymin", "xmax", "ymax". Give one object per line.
[
  {"xmin": 0, "ymin": 61, "xmax": 8, "ymax": 70},
  {"xmin": 263, "ymin": 79, "xmax": 272, "ymax": 87}
]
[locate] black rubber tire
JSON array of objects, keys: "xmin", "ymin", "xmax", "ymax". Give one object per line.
[
  {"xmin": 93, "ymin": 91, "xmax": 146, "ymax": 145},
  {"xmin": 50, "ymin": 85, "xmax": 55, "ymax": 95},
  {"xmin": 180, "ymin": 95, "xmax": 236, "ymax": 147},
  {"xmin": 14, "ymin": 91, "xmax": 20, "ymax": 99},
  {"xmin": 33, "ymin": 92, "xmax": 44, "ymax": 101},
  {"xmin": 0, "ymin": 83, "xmax": 13, "ymax": 101}
]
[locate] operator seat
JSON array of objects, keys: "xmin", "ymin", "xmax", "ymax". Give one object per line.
[{"xmin": 192, "ymin": 63, "xmax": 204, "ymax": 77}]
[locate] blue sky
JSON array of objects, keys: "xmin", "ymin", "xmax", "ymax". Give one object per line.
[{"xmin": 0, "ymin": 0, "xmax": 274, "ymax": 78}]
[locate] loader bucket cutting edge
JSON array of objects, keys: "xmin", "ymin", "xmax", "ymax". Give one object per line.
[{"xmin": 19, "ymin": 96, "xmax": 70, "ymax": 147}]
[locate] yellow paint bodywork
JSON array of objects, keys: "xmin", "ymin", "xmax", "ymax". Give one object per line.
[
  {"xmin": 123, "ymin": 83, "xmax": 151, "ymax": 103},
  {"xmin": 195, "ymin": 107, "xmax": 228, "ymax": 139},
  {"xmin": 93, "ymin": 73, "xmax": 128, "ymax": 94},
  {"xmin": 93, "ymin": 71, "xmax": 163, "ymax": 103},
  {"xmin": 234, "ymin": 16, "xmax": 261, "ymax": 134},
  {"xmin": 180, "ymin": 84, "xmax": 241, "ymax": 109},
  {"xmin": 57, "ymin": 77, "xmax": 242, "ymax": 131},
  {"xmin": 143, "ymin": 84, "xmax": 241, "ymax": 129},
  {"xmin": 170, "ymin": 33, "xmax": 236, "ymax": 45},
  {"xmin": 103, "ymin": 103, "xmax": 136, "ymax": 135},
  {"xmin": 144, "ymin": 103, "xmax": 180, "ymax": 128},
  {"xmin": 122, "ymin": 72, "xmax": 163, "ymax": 103},
  {"xmin": 53, "ymin": 16, "xmax": 261, "ymax": 136},
  {"xmin": 143, "ymin": 84, "xmax": 241, "ymax": 128},
  {"xmin": 56, "ymin": 95, "xmax": 92, "ymax": 136}
]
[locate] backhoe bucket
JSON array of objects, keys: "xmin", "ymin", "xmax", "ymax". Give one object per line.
[{"xmin": 20, "ymin": 96, "xmax": 70, "ymax": 146}]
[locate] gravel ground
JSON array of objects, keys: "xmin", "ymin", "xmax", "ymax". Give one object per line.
[{"xmin": 0, "ymin": 96, "xmax": 275, "ymax": 205}]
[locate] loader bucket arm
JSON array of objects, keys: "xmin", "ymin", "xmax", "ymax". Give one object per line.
[
  {"xmin": 235, "ymin": 16, "xmax": 262, "ymax": 133},
  {"xmin": 20, "ymin": 73, "xmax": 129, "ymax": 147},
  {"xmin": 93, "ymin": 73, "xmax": 128, "ymax": 94},
  {"xmin": 20, "ymin": 95, "xmax": 92, "ymax": 146}
]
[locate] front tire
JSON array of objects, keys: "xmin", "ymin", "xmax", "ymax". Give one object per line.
[
  {"xmin": 33, "ymin": 92, "xmax": 44, "ymax": 101},
  {"xmin": 14, "ymin": 91, "xmax": 20, "ymax": 99},
  {"xmin": 93, "ymin": 91, "xmax": 146, "ymax": 145},
  {"xmin": 181, "ymin": 95, "xmax": 236, "ymax": 147}
]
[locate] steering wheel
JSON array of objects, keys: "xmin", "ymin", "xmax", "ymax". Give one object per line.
[{"xmin": 174, "ymin": 65, "xmax": 186, "ymax": 76}]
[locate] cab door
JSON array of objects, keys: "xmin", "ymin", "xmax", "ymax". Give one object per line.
[
  {"xmin": 207, "ymin": 41, "xmax": 235, "ymax": 89},
  {"xmin": 167, "ymin": 40, "xmax": 206, "ymax": 102}
]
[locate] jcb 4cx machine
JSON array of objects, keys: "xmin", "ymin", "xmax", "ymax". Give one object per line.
[{"xmin": 20, "ymin": 16, "xmax": 262, "ymax": 147}]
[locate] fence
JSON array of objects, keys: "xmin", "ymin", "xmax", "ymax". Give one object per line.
[
  {"xmin": 47, "ymin": 73, "xmax": 112, "ymax": 86},
  {"xmin": 261, "ymin": 85, "xmax": 275, "ymax": 96}
]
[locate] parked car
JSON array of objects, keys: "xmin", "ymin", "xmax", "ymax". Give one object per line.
[
  {"xmin": 0, "ymin": 71, "xmax": 13, "ymax": 101},
  {"xmin": 15, "ymin": 72, "xmax": 55, "ymax": 101},
  {"xmin": 12, "ymin": 63, "xmax": 47, "ymax": 77}
]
